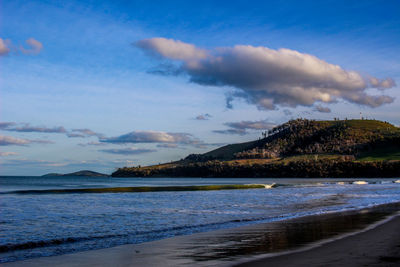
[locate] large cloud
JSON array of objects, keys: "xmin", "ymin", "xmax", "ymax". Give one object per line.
[{"xmin": 136, "ymin": 38, "xmax": 396, "ymax": 109}]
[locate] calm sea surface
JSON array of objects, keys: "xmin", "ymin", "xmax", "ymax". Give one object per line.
[{"xmin": 1, "ymin": 176, "xmax": 399, "ymax": 263}]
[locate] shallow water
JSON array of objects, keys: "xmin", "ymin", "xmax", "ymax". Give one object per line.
[{"xmin": 1, "ymin": 176, "xmax": 399, "ymax": 263}]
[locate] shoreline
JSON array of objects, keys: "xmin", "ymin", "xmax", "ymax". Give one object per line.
[{"xmin": 3, "ymin": 202, "xmax": 400, "ymax": 266}]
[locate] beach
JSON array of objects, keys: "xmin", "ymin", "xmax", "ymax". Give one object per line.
[
  {"xmin": 3, "ymin": 202, "xmax": 399, "ymax": 267},
  {"xmin": 237, "ymin": 211, "xmax": 400, "ymax": 266}
]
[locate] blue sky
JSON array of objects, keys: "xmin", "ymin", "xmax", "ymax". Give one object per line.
[{"xmin": 1, "ymin": 0, "xmax": 399, "ymax": 175}]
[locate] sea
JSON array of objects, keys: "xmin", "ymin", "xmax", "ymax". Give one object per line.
[{"xmin": 1, "ymin": 176, "xmax": 400, "ymax": 263}]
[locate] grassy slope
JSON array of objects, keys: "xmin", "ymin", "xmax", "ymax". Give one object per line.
[
  {"xmin": 357, "ymin": 147, "xmax": 400, "ymax": 161},
  {"xmin": 202, "ymin": 140, "xmax": 259, "ymax": 160}
]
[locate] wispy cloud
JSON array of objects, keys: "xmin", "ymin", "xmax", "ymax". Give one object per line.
[
  {"xmin": 100, "ymin": 147, "xmax": 157, "ymax": 155},
  {"xmin": 213, "ymin": 129, "xmax": 247, "ymax": 135},
  {"xmin": 1, "ymin": 122, "xmax": 102, "ymax": 139},
  {"xmin": 214, "ymin": 119, "xmax": 275, "ymax": 135},
  {"xmin": 3, "ymin": 124, "xmax": 67, "ymax": 133},
  {"xmin": 20, "ymin": 38, "xmax": 43, "ymax": 55},
  {"xmin": 0, "ymin": 122, "xmax": 16, "ymax": 129},
  {"xmin": 0, "ymin": 135, "xmax": 53, "ymax": 146},
  {"xmin": 0, "ymin": 37, "xmax": 43, "ymax": 56},
  {"xmin": 314, "ymin": 105, "xmax": 331, "ymax": 113},
  {"xmin": 225, "ymin": 120, "xmax": 276, "ymax": 130},
  {"xmin": 70, "ymin": 129, "xmax": 104, "ymax": 138},
  {"xmin": 156, "ymin": 143, "xmax": 179, "ymax": 148},
  {"xmin": 195, "ymin": 114, "xmax": 212, "ymax": 120},
  {"xmin": 0, "ymin": 151, "xmax": 18, "ymax": 156},
  {"xmin": 0, "ymin": 38, "xmax": 10, "ymax": 56},
  {"xmin": 0, "ymin": 136, "xmax": 33, "ymax": 146},
  {"xmin": 137, "ymin": 37, "xmax": 396, "ymax": 110},
  {"xmin": 78, "ymin": 141, "xmax": 106, "ymax": 147},
  {"xmin": 283, "ymin": 109, "xmax": 293, "ymax": 116},
  {"xmin": 1, "ymin": 158, "xmax": 67, "ymax": 167}
]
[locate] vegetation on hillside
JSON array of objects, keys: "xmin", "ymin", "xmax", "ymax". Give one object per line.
[{"xmin": 112, "ymin": 119, "xmax": 400, "ymax": 178}]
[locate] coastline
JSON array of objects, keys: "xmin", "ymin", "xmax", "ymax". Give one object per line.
[{"xmin": 3, "ymin": 202, "xmax": 400, "ymax": 266}]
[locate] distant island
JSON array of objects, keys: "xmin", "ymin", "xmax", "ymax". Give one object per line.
[
  {"xmin": 112, "ymin": 119, "xmax": 400, "ymax": 178},
  {"xmin": 42, "ymin": 170, "xmax": 110, "ymax": 177}
]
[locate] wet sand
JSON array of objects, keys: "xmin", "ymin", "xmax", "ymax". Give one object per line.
[
  {"xmin": 3, "ymin": 202, "xmax": 400, "ymax": 266},
  {"xmin": 236, "ymin": 215, "xmax": 400, "ymax": 267}
]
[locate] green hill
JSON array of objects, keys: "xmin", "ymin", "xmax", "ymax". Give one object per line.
[
  {"xmin": 187, "ymin": 119, "xmax": 400, "ymax": 161},
  {"xmin": 112, "ymin": 119, "xmax": 400, "ymax": 178}
]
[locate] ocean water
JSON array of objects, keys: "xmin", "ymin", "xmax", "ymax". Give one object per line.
[{"xmin": 0, "ymin": 176, "xmax": 400, "ymax": 263}]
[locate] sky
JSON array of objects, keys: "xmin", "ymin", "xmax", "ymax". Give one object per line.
[{"xmin": 1, "ymin": 0, "xmax": 399, "ymax": 175}]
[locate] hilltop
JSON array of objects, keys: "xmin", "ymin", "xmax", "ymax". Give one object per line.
[{"xmin": 112, "ymin": 119, "xmax": 400, "ymax": 178}]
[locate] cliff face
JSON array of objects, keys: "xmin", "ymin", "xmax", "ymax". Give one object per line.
[{"xmin": 112, "ymin": 119, "xmax": 400, "ymax": 178}]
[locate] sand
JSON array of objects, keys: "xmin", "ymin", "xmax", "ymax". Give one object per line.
[
  {"xmin": 3, "ymin": 203, "xmax": 400, "ymax": 267},
  {"xmin": 236, "ymin": 215, "xmax": 400, "ymax": 267}
]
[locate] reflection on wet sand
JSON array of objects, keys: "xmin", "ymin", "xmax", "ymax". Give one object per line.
[{"xmin": 176, "ymin": 202, "xmax": 400, "ymax": 263}]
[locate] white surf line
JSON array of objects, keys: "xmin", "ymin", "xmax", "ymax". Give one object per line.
[{"xmin": 352, "ymin": 180, "xmax": 368, "ymax": 185}]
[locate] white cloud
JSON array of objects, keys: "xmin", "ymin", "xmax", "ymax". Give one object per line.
[{"xmin": 137, "ymin": 38, "xmax": 396, "ymax": 109}]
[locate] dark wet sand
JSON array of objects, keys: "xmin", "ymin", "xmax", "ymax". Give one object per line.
[
  {"xmin": 236, "ymin": 215, "xmax": 400, "ymax": 267},
  {"xmin": 3, "ymin": 202, "xmax": 400, "ymax": 266}
]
